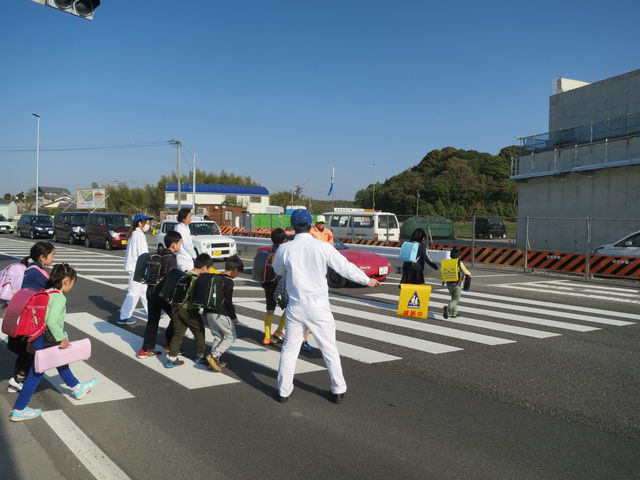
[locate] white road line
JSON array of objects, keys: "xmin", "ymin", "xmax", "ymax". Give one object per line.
[
  {"xmin": 232, "ymin": 311, "xmax": 401, "ymax": 364},
  {"xmin": 0, "ymin": 334, "xmax": 133, "ymax": 405},
  {"xmin": 492, "ymin": 284, "xmax": 640, "ymax": 307},
  {"xmin": 65, "ymin": 312, "xmax": 239, "ymax": 389},
  {"xmin": 77, "ymin": 275, "xmax": 127, "ymax": 290},
  {"xmin": 328, "ymin": 295, "xmax": 558, "ymax": 339},
  {"xmin": 86, "ymin": 275, "xmax": 130, "ymax": 279},
  {"xmin": 543, "ymin": 280, "xmax": 640, "ymax": 293},
  {"xmin": 425, "ymin": 291, "xmax": 633, "ymax": 327},
  {"xmin": 234, "ymin": 285, "xmax": 264, "ymax": 291},
  {"xmin": 368, "ymin": 293, "xmax": 599, "ymax": 332},
  {"xmin": 458, "ymin": 290, "xmax": 640, "ymax": 321},
  {"xmin": 238, "ymin": 301, "xmax": 462, "ymax": 354},
  {"xmin": 41, "ymin": 410, "xmax": 131, "ymax": 480}
]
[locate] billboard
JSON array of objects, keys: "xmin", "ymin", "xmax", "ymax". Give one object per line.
[{"xmin": 76, "ymin": 188, "xmax": 106, "ymax": 209}]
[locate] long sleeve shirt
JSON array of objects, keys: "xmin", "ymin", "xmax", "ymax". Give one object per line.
[
  {"xmin": 219, "ymin": 275, "xmax": 237, "ymax": 320},
  {"xmin": 272, "ymin": 233, "xmax": 369, "ymax": 305},
  {"xmin": 175, "ymin": 222, "xmax": 196, "ymax": 271},
  {"xmin": 123, "ymin": 228, "xmax": 149, "ymax": 273},
  {"xmin": 310, "ymin": 225, "xmax": 334, "ymax": 244},
  {"xmin": 45, "ymin": 289, "xmax": 67, "ymax": 342}
]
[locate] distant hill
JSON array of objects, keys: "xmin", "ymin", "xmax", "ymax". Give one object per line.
[{"xmin": 354, "ymin": 146, "xmax": 521, "ymax": 217}]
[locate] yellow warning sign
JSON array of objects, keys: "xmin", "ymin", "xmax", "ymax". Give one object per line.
[{"xmin": 396, "ymin": 284, "xmax": 431, "ymax": 319}]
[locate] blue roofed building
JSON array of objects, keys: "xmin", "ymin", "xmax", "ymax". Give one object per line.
[{"xmin": 164, "ymin": 183, "xmax": 271, "ymax": 216}]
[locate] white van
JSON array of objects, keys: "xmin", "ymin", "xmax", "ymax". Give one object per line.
[{"xmin": 323, "ymin": 209, "xmax": 400, "ymax": 241}]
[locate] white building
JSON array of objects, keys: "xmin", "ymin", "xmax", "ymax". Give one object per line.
[
  {"xmin": 0, "ymin": 200, "xmax": 17, "ymax": 220},
  {"xmin": 164, "ymin": 183, "xmax": 270, "ymax": 214}
]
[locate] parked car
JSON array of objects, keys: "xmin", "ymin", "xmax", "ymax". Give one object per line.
[
  {"xmin": 15, "ymin": 214, "xmax": 54, "ymax": 239},
  {"xmin": 85, "ymin": 213, "xmax": 131, "ymax": 250},
  {"xmin": 474, "ymin": 217, "xmax": 507, "ymax": 239},
  {"xmin": 53, "ymin": 212, "xmax": 88, "ymax": 244},
  {"xmin": 258, "ymin": 238, "xmax": 391, "ymax": 288},
  {"xmin": 593, "ymin": 231, "xmax": 640, "ymax": 257},
  {"xmin": 156, "ymin": 219, "xmax": 237, "ymax": 260},
  {"xmin": 0, "ymin": 214, "xmax": 14, "ymax": 234}
]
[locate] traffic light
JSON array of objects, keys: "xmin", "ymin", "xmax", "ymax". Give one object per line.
[{"xmin": 31, "ymin": 0, "xmax": 101, "ymax": 21}]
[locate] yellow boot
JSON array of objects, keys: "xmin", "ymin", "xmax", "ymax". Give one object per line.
[{"xmin": 262, "ymin": 314, "xmax": 274, "ymax": 344}]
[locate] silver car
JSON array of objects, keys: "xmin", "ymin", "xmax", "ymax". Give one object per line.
[{"xmin": 594, "ymin": 231, "xmax": 640, "ymax": 257}]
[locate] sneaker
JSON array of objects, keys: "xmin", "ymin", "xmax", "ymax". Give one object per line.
[
  {"xmin": 205, "ymin": 354, "xmax": 222, "ymax": 372},
  {"xmin": 137, "ymin": 349, "xmax": 160, "ymax": 359},
  {"xmin": 72, "ymin": 378, "xmax": 98, "ymax": 400},
  {"xmin": 165, "ymin": 357, "xmax": 185, "ymax": 369},
  {"xmin": 163, "ymin": 344, "xmax": 170, "ymax": 352},
  {"xmin": 301, "ymin": 341, "xmax": 313, "ymax": 351},
  {"xmin": 194, "ymin": 356, "xmax": 207, "ymax": 365},
  {"xmin": 271, "ymin": 331, "xmax": 285, "ymax": 343},
  {"xmin": 117, "ymin": 318, "xmax": 136, "ymax": 325},
  {"xmin": 442, "ymin": 306, "xmax": 449, "ymax": 319},
  {"xmin": 10, "ymin": 407, "xmax": 43, "ymax": 422},
  {"xmin": 262, "ymin": 337, "xmax": 275, "ymax": 345},
  {"xmin": 7, "ymin": 376, "xmax": 24, "ymax": 393}
]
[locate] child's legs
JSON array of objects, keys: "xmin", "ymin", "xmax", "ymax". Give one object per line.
[
  {"xmin": 448, "ymin": 285, "xmax": 462, "ymax": 315},
  {"xmin": 206, "ymin": 312, "xmax": 223, "ymax": 347},
  {"xmin": 210, "ymin": 316, "xmax": 236, "ymax": 359},
  {"xmin": 142, "ymin": 296, "xmax": 163, "ymax": 351},
  {"xmin": 185, "ymin": 312, "xmax": 206, "ymax": 358},
  {"xmin": 12, "ymin": 336, "xmax": 46, "ymax": 410},
  {"xmin": 169, "ymin": 310, "xmax": 188, "ymax": 357},
  {"xmin": 56, "ymin": 364, "xmax": 79, "ymax": 388},
  {"xmin": 8, "ymin": 336, "xmax": 33, "ymax": 378}
]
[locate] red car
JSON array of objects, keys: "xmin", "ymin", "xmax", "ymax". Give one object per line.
[{"xmin": 258, "ymin": 238, "xmax": 391, "ymax": 288}]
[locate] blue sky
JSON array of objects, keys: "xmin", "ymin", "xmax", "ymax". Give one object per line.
[{"xmin": 1, "ymin": 0, "xmax": 639, "ymax": 200}]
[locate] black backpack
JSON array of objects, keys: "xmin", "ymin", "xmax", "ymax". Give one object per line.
[
  {"xmin": 133, "ymin": 253, "xmax": 164, "ymax": 286},
  {"xmin": 159, "ymin": 268, "xmax": 191, "ymax": 305},
  {"xmin": 191, "ymin": 273, "xmax": 225, "ymax": 312},
  {"xmin": 252, "ymin": 250, "xmax": 277, "ymax": 283}
]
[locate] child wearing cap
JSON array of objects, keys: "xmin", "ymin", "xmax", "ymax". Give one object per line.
[{"xmin": 119, "ymin": 214, "xmax": 153, "ymax": 325}]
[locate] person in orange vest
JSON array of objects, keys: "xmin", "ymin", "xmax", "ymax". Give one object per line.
[{"xmin": 310, "ymin": 215, "xmax": 334, "ymax": 244}]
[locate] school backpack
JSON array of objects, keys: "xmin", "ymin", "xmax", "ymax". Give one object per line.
[
  {"xmin": 2, "ymin": 288, "xmax": 60, "ymax": 341},
  {"xmin": 132, "ymin": 253, "xmax": 164, "ymax": 286},
  {"xmin": 252, "ymin": 250, "xmax": 278, "ymax": 284},
  {"xmin": 274, "ymin": 274, "xmax": 289, "ymax": 310},
  {"xmin": 440, "ymin": 258, "xmax": 461, "ymax": 283},
  {"xmin": 190, "ymin": 273, "xmax": 226, "ymax": 312},
  {"xmin": 398, "ymin": 242, "xmax": 419, "ymax": 263},
  {"xmin": 0, "ymin": 263, "xmax": 48, "ymax": 302},
  {"xmin": 159, "ymin": 268, "xmax": 191, "ymax": 305}
]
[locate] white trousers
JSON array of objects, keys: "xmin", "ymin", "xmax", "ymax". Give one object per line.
[
  {"xmin": 120, "ymin": 272, "xmax": 148, "ymax": 320},
  {"xmin": 277, "ymin": 300, "xmax": 346, "ymax": 397}
]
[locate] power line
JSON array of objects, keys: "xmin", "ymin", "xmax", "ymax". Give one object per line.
[{"xmin": 0, "ymin": 140, "xmax": 173, "ymax": 153}]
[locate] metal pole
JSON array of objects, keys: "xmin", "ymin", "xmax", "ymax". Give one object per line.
[
  {"xmin": 471, "ymin": 215, "xmax": 476, "ymax": 267},
  {"xmin": 177, "ymin": 140, "xmax": 182, "ymax": 210},
  {"xmin": 585, "ymin": 217, "xmax": 591, "ymax": 278},
  {"xmin": 372, "ymin": 163, "xmax": 376, "ymax": 210},
  {"xmin": 32, "ymin": 113, "xmax": 40, "ymax": 214},
  {"xmin": 524, "ymin": 216, "xmax": 530, "ymax": 272},
  {"xmin": 192, "ymin": 154, "xmax": 196, "ymax": 213}
]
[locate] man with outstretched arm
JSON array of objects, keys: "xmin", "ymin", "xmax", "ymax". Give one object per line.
[{"xmin": 272, "ymin": 209, "xmax": 380, "ymax": 404}]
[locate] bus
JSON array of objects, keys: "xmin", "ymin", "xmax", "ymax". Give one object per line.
[{"xmin": 323, "ymin": 209, "xmax": 400, "ymax": 241}]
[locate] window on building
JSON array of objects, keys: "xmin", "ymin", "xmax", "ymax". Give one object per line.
[
  {"xmin": 249, "ymin": 196, "xmax": 262, "ymax": 203},
  {"xmin": 173, "ymin": 193, "xmax": 188, "ymax": 201}
]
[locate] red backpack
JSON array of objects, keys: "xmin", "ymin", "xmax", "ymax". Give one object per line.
[{"xmin": 2, "ymin": 288, "xmax": 60, "ymax": 341}]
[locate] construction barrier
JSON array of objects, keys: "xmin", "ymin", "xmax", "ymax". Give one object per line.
[{"xmin": 397, "ymin": 284, "xmax": 431, "ymax": 319}]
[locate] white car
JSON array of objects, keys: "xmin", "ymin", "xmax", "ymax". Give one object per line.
[
  {"xmin": 594, "ymin": 231, "xmax": 640, "ymax": 257},
  {"xmin": 156, "ymin": 220, "xmax": 237, "ymax": 260},
  {"xmin": 0, "ymin": 215, "xmax": 14, "ymax": 234}
]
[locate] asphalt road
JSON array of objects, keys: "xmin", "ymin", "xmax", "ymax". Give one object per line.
[{"xmin": 0, "ymin": 235, "xmax": 639, "ymax": 480}]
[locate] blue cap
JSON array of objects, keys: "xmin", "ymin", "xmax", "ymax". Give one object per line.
[
  {"xmin": 290, "ymin": 209, "xmax": 312, "ymax": 230},
  {"xmin": 133, "ymin": 214, "xmax": 153, "ymax": 224}
]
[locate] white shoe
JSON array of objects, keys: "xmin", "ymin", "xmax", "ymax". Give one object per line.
[{"xmin": 7, "ymin": 376, "xmax": 24, "ymax": 393}]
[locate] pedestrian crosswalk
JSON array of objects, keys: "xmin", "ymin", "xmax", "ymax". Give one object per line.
[
  {"xmin": 492, "ymin": 279, "xmax": 640, "ymax": 304},
  {"xmin": 0, "ymin": 237, "xmax": 637, "ymax": 409}
]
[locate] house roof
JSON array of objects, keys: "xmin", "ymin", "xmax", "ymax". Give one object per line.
[
  {"xmin": 165, "ymin": 183, "xmax": 269, "ymax": 195},
  {"xmin": 0, "ymin": 199, "xmax": 16, "ymax": 205},
  {"xmin": 38, "ymin": 186, "xmax": 71, "ymax": 195}
]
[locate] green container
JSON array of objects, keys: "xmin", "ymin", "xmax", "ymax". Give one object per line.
[{"xmin": 401, "ymin": 216, "xmax": 454, "ymax": 240}]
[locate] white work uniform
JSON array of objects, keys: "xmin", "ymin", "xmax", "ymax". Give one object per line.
[
  {"xmin": 120, "ymin": 228, "xmax": 149, "ymax": 320},
  {"xmin": 272, "ymin": 232, "xmax": 370, "ymax": 397},
  {"xmin": 175, "ymin": 222, "xmax": 196, "ymax": 271}
]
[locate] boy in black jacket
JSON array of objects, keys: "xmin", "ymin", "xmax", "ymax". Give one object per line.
[
  {"xmin": 137, "ymin": 231, "xmax": 183, "ymax": 358},
  {"xmin": 205, "ymin": 255, "xmax": 244, "ymax": 372}
]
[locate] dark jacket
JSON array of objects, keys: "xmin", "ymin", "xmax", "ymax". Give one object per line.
[
  {"xmin": 22, "ymin": 262, "xmax": 48, "ymax": 290},
  {"xmin": 218, "ymin": 274, "xmax": 237, "ymax": 320},
  {"xmin": 400, "ymin": 243, "xmax": 438, "ymax": 285},
  {"xmin": 147, "ymin": 248, "xmax": 178, "ymax": 299}
]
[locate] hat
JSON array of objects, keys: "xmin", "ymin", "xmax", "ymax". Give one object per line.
[
  {"xmin": 316, "ymin": 215, "xmax": 326, "ymax": 224},
  {"xmin": 133, "ymin": 214, "xmax": 153, "ymax": 224},
  {"xmin": 290, "ymin": 209, "xmax": 312, "ymax": 230}
]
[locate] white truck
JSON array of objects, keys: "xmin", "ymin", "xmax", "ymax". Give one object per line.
[{"xmin": 156, "ymin": 219, "xmax": 237, "ymax": 260}]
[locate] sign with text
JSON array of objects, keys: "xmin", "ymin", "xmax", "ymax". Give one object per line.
[{"xmin": 76, "ymin": 188, "xmax": 106, "ymax": 209}]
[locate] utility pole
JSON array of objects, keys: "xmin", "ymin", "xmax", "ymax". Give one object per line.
[
  {"xmin": 170, "ymin": 140, "xmax": 182, "ymax": 210},
  {"xmin": 32, "ymin": 113, "xmax": 40, "ymax": 215},
  {"xmin": 192, "ymin": 154, "xmax": 196, "ymax": 212},
  {"xmin": 372, "ymin": 162, "xmax": 376, "ymax": 210}
]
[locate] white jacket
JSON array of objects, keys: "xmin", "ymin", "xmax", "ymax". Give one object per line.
[
  {"xmin": 175, "ymin": 222, "xmax": 196, "ymax": 271},
  {"xmin": 123, "ymin": 228, "xmax": 149, "ymax": 273},
  {"xmin": 272, "ymin": 233, "xmax": 370, "ymax": 305}
]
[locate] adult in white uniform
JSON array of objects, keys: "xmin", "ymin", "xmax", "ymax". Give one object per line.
[
  {"xmin": 272, "ymin": 209, "xmax": 380, "ymax": 404},
  {"xmin": 119, "ymin": 214, "xmax": 153, "ymax": 325},
  {"xmin": 175, "ymin": 208, "xmax": 196, "ymax": 271}
]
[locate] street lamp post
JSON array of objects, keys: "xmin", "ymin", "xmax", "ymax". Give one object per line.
[
  {"xmin": 372, "ymin": 163, "xmax": 376, "ymax": 210},
  {"xmin": 170, "ymin": 139, "xmax": 182, "ymax": 210},
  {"xmin": 32, "ymin": 113, "xmax": 40, "ymax": 214}
]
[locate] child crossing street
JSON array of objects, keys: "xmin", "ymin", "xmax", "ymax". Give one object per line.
[{"xmin": 441, "ymin": 248, "xmax": 472, "ymax": 319}]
